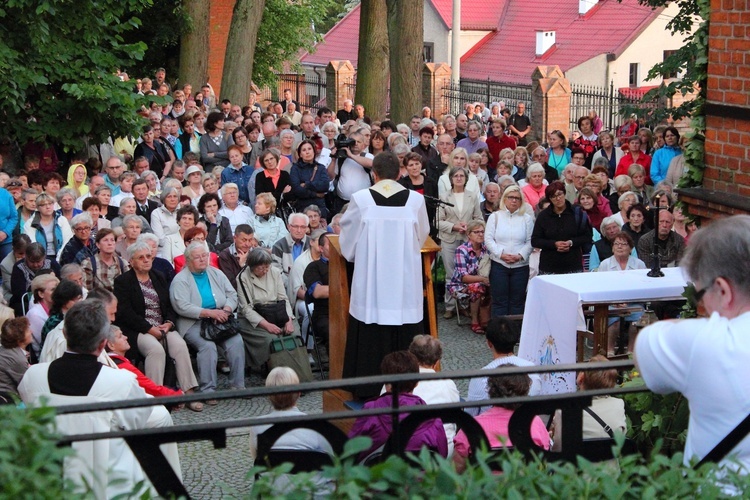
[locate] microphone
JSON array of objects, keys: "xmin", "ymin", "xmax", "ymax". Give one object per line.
[{"xmin": 424, "ymin": 194, "xmax": 454, "ymax": 207}]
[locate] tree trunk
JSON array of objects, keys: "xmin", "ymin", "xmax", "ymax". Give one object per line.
[
  {"xmin": 221, "ymin": 0, "xmax": 266, "ymax": 106},
  {"xmin": 386, "ymin": 0, "xmax": 423, "ymax": 124},
  {"xmin": 355, "ymin": 0, "xmax": 389, "ymax": 121},
  {"xmin": 179, "ymin": 0, "xmax": 210, "ymax": 90}
]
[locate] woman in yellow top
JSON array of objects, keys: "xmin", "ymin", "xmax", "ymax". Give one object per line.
[{"xmin": 66, "ymin": 163, "xmax": 89, "ymax": 197}]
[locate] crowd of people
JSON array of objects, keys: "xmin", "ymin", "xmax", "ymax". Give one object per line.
[{"xmin": 0, "ymin": 68, "xmax": 712, "ymax": 490}]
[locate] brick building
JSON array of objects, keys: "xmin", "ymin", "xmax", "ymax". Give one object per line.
[{"xmin": 679, "ymin": 0, "xmax": 750, "ymax": 221}]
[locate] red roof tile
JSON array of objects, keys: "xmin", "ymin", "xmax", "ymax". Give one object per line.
[
  {"xmin": 301, "ymin": 0, "xmax": 663, "ymax": 84},
  {"xmin": 300, "ymin": 5, "xmax": 361, "ymax": 67},
  {"xmin": 460, "ymin": 0, "xmax": 663, "ymax": 84}
]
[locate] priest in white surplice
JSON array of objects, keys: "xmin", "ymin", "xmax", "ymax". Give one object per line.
[
  {"xmin": 340, "ymin": 152, "xmax": 430, "ymax": 398},
  {"xmin": 19, "ymin": 299, "xmax": 179, "ymax": 499}
]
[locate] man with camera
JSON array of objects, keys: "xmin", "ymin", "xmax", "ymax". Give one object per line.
[{"xmin": 327, "ymin": 131, "xmax": 374, "ymax": 216}]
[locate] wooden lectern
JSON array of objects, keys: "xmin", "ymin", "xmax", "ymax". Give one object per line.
[{"xmin": 323, "ymin": 236, "xmax": 441, "ymax": 419}]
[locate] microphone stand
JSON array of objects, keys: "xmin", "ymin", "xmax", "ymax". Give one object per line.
[{"xmin": 647, "ymin": 194, "xmax": 664, "ymax": 278}]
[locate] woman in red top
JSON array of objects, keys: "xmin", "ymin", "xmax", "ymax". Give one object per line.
[
  {"xmin": 615, "ymin": 135, "xmax": 652, "ymax": 184},
  {"xmin": 485, "ymin": 119, "xmax": 517, "ymax": 171},
  {"xmin": 107, "ymin": 326, "xmax": 183, "ymax": 398}
]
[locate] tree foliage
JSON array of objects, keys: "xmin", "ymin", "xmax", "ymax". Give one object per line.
[
  {"xmin": 622, "ymin": 0, "xmax": 709, "ymax": 189},
  {"xmin": 252, "ymin": 0, "xmax": 338, "ymax": 88},
  {"xmin": 0, "ymin": 0, "xmax": 152, "ymax": 152}
]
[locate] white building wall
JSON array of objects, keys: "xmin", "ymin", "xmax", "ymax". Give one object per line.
[
  {"xmin": 608, "ymin": 2, "xmax": 692, "ymax": 88},
  {"xmin": 424, "ymin": 2, "xmax": 451, "ymax": 64},
  {"xmin": 566, "ymin": 54, "xmax": 609, "ymax": 87}
]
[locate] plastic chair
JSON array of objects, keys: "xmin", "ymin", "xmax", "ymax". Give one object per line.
[{"xmin": 21, "ymin": 292, "xmax": 33, "ymax": 316}]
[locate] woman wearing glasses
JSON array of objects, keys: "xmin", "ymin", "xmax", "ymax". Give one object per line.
[
  {"xmin": 485, "ymin": 185, "xmax": 534, "ymax": 317},
  {"xmin": 438, "ymin": 166, "xmax": 482, "ymax": 319},
  {"xmin": 531, "ymin": 181, "xmax": 593, "ymax": 274},
  {"xmin": 447, "ymin": 220, "xmax": 490, "ymax": 334},
  {"xmin": 23, "ymin": 193, "xmax": 73, "ymax": 263}
]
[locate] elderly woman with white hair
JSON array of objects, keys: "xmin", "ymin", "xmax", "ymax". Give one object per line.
[
  {"xmin": 113, "ymin": 242, "xmax": 202, "ymax": 410},
  {"xmin": 218, "ymin": 182, "xmax": 254, "ymax": 233},
  {"xmin": 611, "ymin": 190, "xmax": 638, "ymax": 228},
  {"xmin": 112, "ymin": 197, "xmax": 152, "ymax": 234},
  {"xmin": 609, "ymin": 174, "xmax": 634, "ymax": 213},
  {"xmin": 150, "ymin": 186, "xmax": 180, "ymax": 248},
  {"xmin": 236, "ymin": 248, "xmax": 299, "ymax": 371},
  {"xmin": 521, "ymin": 162, "xmax": 548, "ymax": 209},
  {"xmin": 249, "ymin": 366, "xmax": 334, "ymax": 491},
  {"xmin": 589, "ymin": 216, "xmax": 637, "ymax": 271},
  {"xmin": 170, "ymin": 242, "xmax": 246, "ymax": 398},
  {"xmin": 55, "ymin": 187, "xmax": 81, "ymax": 222}
]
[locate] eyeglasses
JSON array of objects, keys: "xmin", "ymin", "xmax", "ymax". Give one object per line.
[
  {"xmin": 506, "ymin": 196, "xmax": 522, "ymax": 201},
  {"xmin": 74, "ymin": 226, "xmax": 92, "ymax": 232},
  {"xmin": 470, "ymin": 230, "xmax": 485, "ymax": 234},
  {"xmin": 612, "ymin": 241, "xmax": 629, "ymax": 247},
  {"xmin": 689, "ymin": 279, "xmax": 717, "ymax": 309},
  {"xmin": 289, "ymin": 225, "xmax": 307, "ymax": 230},
  {"xmin": 551, "ymin": 192, "xmax": 565, "ymax": 199}
]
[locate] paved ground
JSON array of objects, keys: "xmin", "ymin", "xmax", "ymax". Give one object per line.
[{"xmin": 173, "ymin": 308, "xmax": 491, "ymax": 498}]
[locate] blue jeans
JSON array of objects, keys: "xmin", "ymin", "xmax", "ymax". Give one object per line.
[{"xmin": 490, "ymin": 261, "xmax": 529, "ymax": 317}]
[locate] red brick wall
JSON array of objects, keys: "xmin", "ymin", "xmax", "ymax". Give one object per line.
[
  {"xmin": 208, "ymin": 0, "xmax": 235, "ymax": 97},
  {"xmin": 703, "ymin": 0, "xmax": 750, "ymax": 195}
]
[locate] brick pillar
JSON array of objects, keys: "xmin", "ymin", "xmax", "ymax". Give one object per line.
[
  {"xmin": 326, "ymin": 61, "xmax": 356, "ymax": 116},
  {"xmin": 422, "ymin": 63, "xmax": 452, "ymax": 120},
  {"xmin": 530, "ymin": 65, "xmax": 571, "ymax": 144}
]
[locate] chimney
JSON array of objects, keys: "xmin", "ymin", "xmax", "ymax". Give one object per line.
[
  {"xmin": 579, "ymin": 0, "xmax": 597, "ymax": 15},
  {"xmin": 535, "ymin": 30, "xmax": 556, "ymax": 57}
]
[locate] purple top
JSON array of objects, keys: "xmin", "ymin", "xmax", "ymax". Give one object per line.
[{"xmin": 349, "ymin": 392, "xmax": 448, "ymax": 461}]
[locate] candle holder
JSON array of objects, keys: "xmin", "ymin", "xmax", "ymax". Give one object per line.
[{"xmin": 647, "ymin": 194, "xmax": 665, "ymax": 278}]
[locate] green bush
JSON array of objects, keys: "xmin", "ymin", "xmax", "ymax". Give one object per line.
[
  {"xmin": 243, "ymin": 436, "xmax": 749, "ymax": 498},
  {"xmin": 622, "ymin": 375, "xmax": 689, "ymax": 457},
  {"xmin": 0, "ymin": 404, "xmax": 79, "ymax": 499}
]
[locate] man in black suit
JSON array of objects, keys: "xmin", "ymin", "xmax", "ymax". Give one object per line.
[
  {"xmin": 281, "ymin": 89, "xmax": 300, "ymax": 115},
  {"xmin": 132, "ymin": 178, "xmax": 159, "ymax": 222}
]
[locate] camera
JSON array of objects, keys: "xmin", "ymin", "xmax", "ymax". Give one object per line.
[{"xmin": 333, "ymin": 134, "xmax": 355, "ymax": 159}]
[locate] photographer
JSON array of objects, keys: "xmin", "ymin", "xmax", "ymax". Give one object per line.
[{"xmin": 327, "ymin": 132, "xmax": 374, "ymax": 216}]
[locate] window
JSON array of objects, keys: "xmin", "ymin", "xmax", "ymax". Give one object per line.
[
  {"xmin": 423, "ymin": 43, "xmax": 434, "ymax": 63},
  {"xmin": 663, "ymin": 50, "xmax": 677, "ymax": 79},
  {"xmin": 629, "ymin": 63, "xmax": 639, "ymax": 87}
]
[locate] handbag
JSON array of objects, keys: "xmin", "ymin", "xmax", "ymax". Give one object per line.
[
  {"xmin": 268, "ymin": 335, "xmax": 314, "ymax": 383},
  {"xmin": 200, "ymin": 315, "xmax": 240, "ymax": 343},
  {"xmin": 478, "ymin": 252, "xmax": 491, "ymax": 278},
  {"xmin": 160, "ymin": 334, "xmax": 179, "ymax": 390},
  {"xmin": 254, "ymin": 300, "xmax": 289, "ymax": 329}
]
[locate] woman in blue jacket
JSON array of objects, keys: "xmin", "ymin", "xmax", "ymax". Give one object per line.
[{"xmin": 650, "ymin": 126, "xmax": 681, "ymax": 185}]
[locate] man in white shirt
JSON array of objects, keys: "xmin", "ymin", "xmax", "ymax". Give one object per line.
[
  {"xmin": 636, "ymin": 215, "xmax": 750, "ymax": 473},
  {"xmin": 466, "ymin": 317, "xmax": 540, "ymax": 416},
  {"xmin": 330, "ymin": 132, "xmax": 374, "ymax": 214}
]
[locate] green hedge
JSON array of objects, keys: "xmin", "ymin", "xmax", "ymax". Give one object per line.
[{"xmin": 242, "ymin": 436, "xmax": 749, "ymax": 499}]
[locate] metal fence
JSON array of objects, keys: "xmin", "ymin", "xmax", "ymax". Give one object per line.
[
  {"xmin": 46, "ymin": 360, "xmax": 653, "ymax": 498},
  {"xmin": 258, "ymin": 71, "xmax": 328, "ymax": 114},
  {"xmin": 443, "ymin": 78, "xmax": 533, "ymax": 117},
  {"xmin": 343, "ymin": 76, "xmax": 391, "ymax": 115},
  {"xmin": 569, "ymin": 82, "xmax": 658, "ymax": 133}
]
